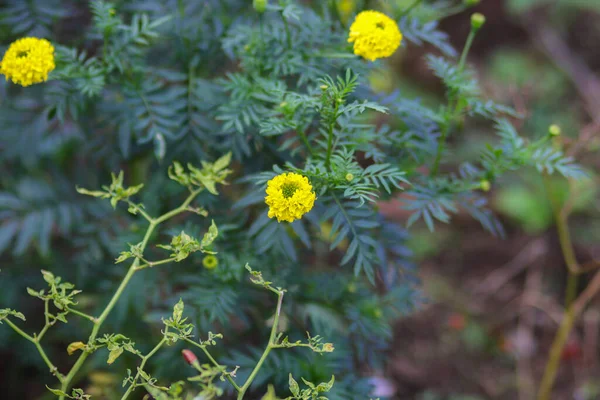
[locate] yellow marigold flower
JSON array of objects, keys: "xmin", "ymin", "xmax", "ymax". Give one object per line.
[
  {"xmin": 202, "ymin": 255, "xmax": 218, "ymax": 269},
  {"xmin": 265, "ymin": 172, "xmax": 316, "ymax": 223},
  {"xmin": 0, "ymin": 37, "xmax": 55, "ymax": 87},
  {"xmin": 348, "ymin": 11, "xmax": 402, "ymax": 62}
]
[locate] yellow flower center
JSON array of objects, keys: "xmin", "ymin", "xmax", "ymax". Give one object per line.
[{"xmin": 281, "ymin": 182, "xmax": 299, "ymax": 198}]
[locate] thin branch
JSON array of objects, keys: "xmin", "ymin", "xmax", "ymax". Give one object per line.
[{"xmin": 183, "ymin": 338, "xmax": 241, "ymax": 392}]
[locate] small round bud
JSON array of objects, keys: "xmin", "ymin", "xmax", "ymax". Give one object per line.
[
  {"xmin": 182, "ymin": 349, "xmax": 199, "ymax": 367},
  {"xmin": 345, "ymin": 173, "xmax": 354, "ymax": 182},
  {"xmin": 471, "ymin": 13, "xmax": 486, "ymax": 31},
  {"xmin": 479, "ymin": 179, "xmax": 491, "ymax": 192},
  {"xmin": 202, "ymin": 255, "xmax": 218, "ymax": 270},
  {"xmin": 320, "ymin": 84, "xmax": 328, "ymax": 91},
  {"xmin": 347, "ymin": 282, "xmax": 357, "ymax": 293},
  {"xmin": 253, "ymin": 0, "xmax": 267, "ymax": 13},
  {"xmin": 109, "ymin": 8, "xmax": 116, "ymax": 16},
  {"xmin": 463, "ymin": 0, "xmax": 480, "ymax": 6},
  {"xmin": 279, "ymin": 101, "xmax": 288, "ymax": 108},
  {"xmin": 549, "ymin": 124, "xmax": 561, "ymax": 136}
]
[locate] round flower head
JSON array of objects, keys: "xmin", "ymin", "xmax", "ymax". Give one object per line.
[
  {"xmin": 265, "ymin": 172, "xmax": 316, "ymax": 223},
  {"xmin": 202, "ymin": 255, "xmax": 218, "ymax": 270},
  {"xmin": 0, "ymin": 37, "xmax": 55, "ymax": 87},
  {"xmin": 348, "ymin": 11, "xmax": 402, "ymax": 62}
]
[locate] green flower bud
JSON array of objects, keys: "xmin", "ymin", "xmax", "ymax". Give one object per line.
[
  {"xmin": 345, "ymin": 173, "xmax": 354, "ymax": 182},
  {"xmin": 479, "ymin": 179, "xmax": 491, "ymax": 192},
  {"xmin": 253, "ymin": 0, "xmax": 267, "ymax": 13},
  {"xmin": 471, "ymin": 13, "xmax": 486, "ymax": 31},
  {"xmin": 320, "ymin": 84, "xmax": 328, "ymax": 91},
  {"xmin": 549, "ymin": 124, "xmax": 561, "ymax": 136},
  {"xmin": 202, "ymin": 255, "xmax": 218, "ymax": 270}
]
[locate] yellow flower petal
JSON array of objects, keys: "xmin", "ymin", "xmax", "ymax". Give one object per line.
[
  {"xmin": 265, "ymin": 173, "xmax": 316, "ymax": 223},
  {"xmin": 347, "ymin": 11, "xmax": 402, "ymax": 62},
  {"xmin": 1, "ymin": 37, "xmax": 55, "ymax": 87}
]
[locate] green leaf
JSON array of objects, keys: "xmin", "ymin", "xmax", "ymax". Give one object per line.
[
  {"xmin": 75, "ymin": 187, "xmax": 109, "ymax": 198},
  {"xmin": 107, "ymin": 346, "xmax": 124, "ymax": 364},
  {"xmin": 212, "ymin": 152, "xmax": 232, "ymax": 172},
  {"xmin": 289, "ymin": 374, "xmax": 300, "ymax": 397},
  {"xmin": 201, "ymin": 220, "xmax": 219, "ymax": 248},
  {"xmin": 46, "ymin": 387, "xmax": 69, "ymax": 397},
  {"xmin": 0, "ymin": 308, "xmax": 26, "ymax": 322},
  {"xmin": 173, "ymin": 299, "xmax": 184, "ymax": 323},
  {"xmin": 41, "ymin": 270, "xmax": 55, "ymax": 284},
  {"xmin": 316, "ymin": 376, "xmax": 335, "ymax": 392},
  {"xmin": 26, "ymin": 287, "xmax": 44, "ymax": 299}
]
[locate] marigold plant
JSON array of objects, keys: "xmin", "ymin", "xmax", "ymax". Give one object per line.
[{"xmin": 0, "ymin": 0, "xmax": 588, "ymax": 399}]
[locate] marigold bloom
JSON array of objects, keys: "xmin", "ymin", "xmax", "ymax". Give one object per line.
[
  {"xmin": 0, "ymin": 37, "xmax": 55, "ymax": 87},
  {"xmin": 348, "ymin": 11, "xmax": 402, "ymax": 62},
  {"xmin": 202, "ymin": 255, "xmax": 218, "ymax": 269},
  {"xmin": 265, "ymin": 172, "xmax": 316, "ymax": 223}
]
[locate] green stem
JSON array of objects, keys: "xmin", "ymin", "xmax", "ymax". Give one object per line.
[
  {"xmin": 311, "ymin": 52, "xmax": 357, "ymax": 59},
  {"xmin": 59, "ymin": 223, "xmax": 156, "ymax": 396},
  {"xmin": 65, "ymin": 308, "xmax": 97, "ymax": 324},
  {"xmin": 431, "ymin": 27, "xmax": 477, "ymax": 177},
  {"xmin": 121, "ymin": 337, "xmax": 168, "ymax": 400},
  {"xmin": 4, "ymin": 319, "xmax": 63, "ymax": 381},
  {"xmin": 183, "ymin": 338, "xmax": 241, "ymax": 392},
  {"xmin": 430, "ymin": 120, "xmax": 450, "ymax": 176},
  {"xmin": 57, "ymin": 190, "xmax": 202, "ymax": 398},
  {"xmin": 155, "ymin": 189, "xmax": 201, "ymax": 224},
  {"xmin": 536, "ymin": 177, "xmax": 580, "ymax": 399},
  {"xmin": 537, "ymin": 309, "xmax": 576, "ymax": 400},
  {"xmin": 297, "ymin": 129, "xmax": 314, "ymax": 156},
  {"xmin": 281, "ymin": 13, "xmax": 292, "ymax": 49},
  {"xmin": 324, "ymin": 102, "xmax": 340, "ymax": 171},
  {"xmin": 135, "ymin": 257, "xmax": 176, "ymax": 271},
  {"xmin": 36, "ymin": 322, "xmax": 51, "ymax": 342},
  {"xmin": 237, "ymin": 290, "xmax": 284, "ymax": 400},
  {"xmin": 458, "ymin": 29, "xmax": 476, "ymax": 72},
  {"xmin": 126, "ymin": 201, "xmax": 154, "ymax": 223}
]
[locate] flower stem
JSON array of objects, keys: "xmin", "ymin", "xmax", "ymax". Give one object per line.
[
  {"xmin": 65, "ymin": 307, "xmax": 97, "ymax": 324},
  {"xmin": 135, "ymin": 257, "xmax": 176, "ymax": 271},
  {"xmin": 57, "ymin": 190, "xmax": 201, "ymax": 399},
  {"xmin": 183, "ymin": 338, "xmax": 241, "ymax": 392},
  {"xmin": 280, "ymin": 13, "xmax": 292, "ymax": 49},
  {"xmin": 297, "ymin": 129, "xmax": 314, "ymax": 156},
  {"xmin": 430, "ymin": 119, "xmax": 450, "ymax": 176},
  {"xmin": 325, "ymin": 102, "xmax": 340, "ymax": 171},
  {"xmin": 237, "ymin": 290, "xmax": 284, "ymax": 400},
  {"xmin": 4, "ymin": 319, "xmax": 63, "ymax": 381},
  {"xmin": 458, "ymin": 29, "xmax": 476, "ymax": 73},
  {"xmin": 121, "ymin": 336, "xmax": 168, "ymax": 400},
  {"xmin": 537, "ymin": 178, "xmax": 579, "ymax": 399},
  {"xmin": 431, "ymin": 26, "xmax": 477, "ymax": 176}
]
